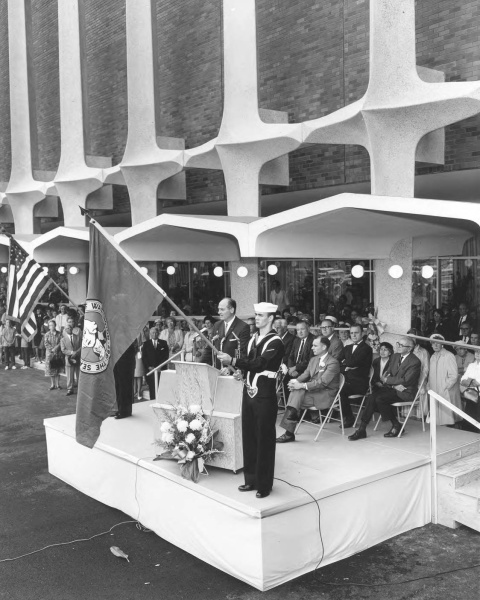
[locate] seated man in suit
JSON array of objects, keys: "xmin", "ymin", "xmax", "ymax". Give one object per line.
[
  {"xmin": 348, "ymin": 336, "xmax": 421, "ymax": 440},
  {"xmin": 201, "ymin": 297, "xmax": 250, "ymax": 371},
  {"xmin": 276, "ymin": 336, "xmax": 340, "ymax": 443},
  {"xmin": 284, "ymin": 321, "xmax": 315, "ymax": 400},
  {"xmin": 142, "ymin": 327, "xmax": 169, "ymax": 400},
  {"xmin": 319, "ymin": 318, "xmax": 345, "ymax": 362},
  {"xmin": 340, "ymin": 324, "xmax": 373, "ymax": 428}
]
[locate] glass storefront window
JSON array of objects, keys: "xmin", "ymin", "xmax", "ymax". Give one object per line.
[
  {"xmin": 412, "ymin": 259, "xmax": 437, "ymax": 332},
  {"xmin": 260, "ymin": 259, "xmax": 374, "ymax": 324},
  {"xmin": 155, "ymin": 261, "xmax": 230, "ymax": 316}
]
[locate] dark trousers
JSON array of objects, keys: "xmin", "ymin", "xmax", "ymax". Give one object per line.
[
  {"xmin": 340, "ymin": 380, "xmax": 369, "ymax": 420},
  {"xmin": 113, "ymin": 344, "xmax": 135, "ymax": 417},
  {"xmin": 361, "ymin": 387, "xmax": 401, "ymax": 427},
  {"xmin": 242, "ymin": 385, "xmax": 278, "ymax": 492},
  {"xmin": 4, "ymin": 346, "xmax": 15, "ymax": 367},
  {"xmin": 146, "ymin": 374, "xmax": 156, "ymax": 400}
]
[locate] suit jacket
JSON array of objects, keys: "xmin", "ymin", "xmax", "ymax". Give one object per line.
[
  {"xmin": 371, "ymin": 355, "xmax": 391, "ymax": 388},
  {"xmin": 341, "ymin": 340, "xmax": 373, "ymax": 390},
  {"xmin": 287, "ymin": 333, "xmax": 315, "ymax": 375},
  {"xmin": 384, "ymin": 351, "xmax": 421, "ymax": 402},
  {"xmin": 142, "ymin": 339, "xmax": 170, "ymax": 373},
  {"xmin": 201, "ymin": 316, "xmax": 250, "ymax": 368},
  {"xmin": 296, "ymin": 353, "xmax": 341, "ymax": 409},
  {"xmin": 280, "ymin": 331, "xmax": 295, "ymax": 362},
  {"xmin": 327, "ymin": 334, "xmax": 345, "ymax": 363},
  {"xmin": 60, "ymin": 331, "xmax": 82, "ymax": 363}
]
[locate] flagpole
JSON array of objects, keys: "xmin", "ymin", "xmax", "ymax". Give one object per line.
[
  {"xmin": 87, "ymin": 216, "xmax": 218, "ymax": 355},
  {"xmin": 48, "ymin": 279, "xmax": 80, "ymax": 310}
]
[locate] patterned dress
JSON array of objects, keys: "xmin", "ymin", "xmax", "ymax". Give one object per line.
[{"xmin": 44, "ymin": 331, "xmax": 62, "ymax": 376}]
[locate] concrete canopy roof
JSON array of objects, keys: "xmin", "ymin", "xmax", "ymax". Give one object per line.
[
  {"xmin": 115, "ymin": 214, "xmax": 257, "ymax": 261},
  {"xmin": 250, "ymin": 194, "xmax": 479, "ymax": 259}
]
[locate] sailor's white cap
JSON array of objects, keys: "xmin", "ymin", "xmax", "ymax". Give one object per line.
[{"xmin": 254, "ymin": 302, "xmax": 278, "ymax": 313}]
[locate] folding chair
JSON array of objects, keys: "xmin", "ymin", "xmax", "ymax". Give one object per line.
[
  {"xmin": 351, "ymin": 366, "xmax": 374, "ymax": 427},
  {"xmin": 294, "ymin": 374, "xmax": 346, "ymax": 440},
  {"xmin": 276, "ymin": 372, "xmax": 287, "ymax": 411},
  {"xmin": 373, "ymin": 374, "xmax": 427, "ymax": 438}
]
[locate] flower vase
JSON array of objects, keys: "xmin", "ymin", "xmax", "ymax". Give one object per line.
[{"xmin": 180, "ymin": 458, "xmax": 200, "ymax": 483}]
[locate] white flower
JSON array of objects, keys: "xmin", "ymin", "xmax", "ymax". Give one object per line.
[
  {"xmin": 189, "ymin": 419, "xmax": 203, "ymax": 431},
  {"xmin": 160, "ymin": 422, "xmax": 172, "ymax": 433},
  {"xmin": 197, "ymin": 444, "xmax": 204, "ymax": 453},
  {"xmin": 161, "ymin": 432, "xmax": 174, "ymax": 444},
  {"xmin": 176, "ymin": 419, "xmax": 189, "ymax": 433},
  {"xmin": 186, "ymin": 451, "xmax": 195, "ymax": 461},
  {"xmin": 188, "ymin": 404, "xmax": 202, "ymax": 415},
  {"xmin": 185, "ymin": 433, "xmax": 196, "ymax": 445}
]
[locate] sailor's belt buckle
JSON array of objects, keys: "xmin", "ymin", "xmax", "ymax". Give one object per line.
[{"xmin": 247, "ymin": 386, "xmax": 258, "ymax": 398}]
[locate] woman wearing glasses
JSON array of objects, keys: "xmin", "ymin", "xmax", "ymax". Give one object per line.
[{"xmin": 429, "ymin": 334, "xmax": 462, "ymax": 427}]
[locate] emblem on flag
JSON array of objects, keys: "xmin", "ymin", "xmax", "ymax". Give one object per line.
[{"xmin": 80, "ymin": 299, "xmax": 111, "ymax": 374}]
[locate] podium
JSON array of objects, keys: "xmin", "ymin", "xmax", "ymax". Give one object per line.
[{"xmin": 151, "ymin": 361, "xmax": 244, "ymax": 472}]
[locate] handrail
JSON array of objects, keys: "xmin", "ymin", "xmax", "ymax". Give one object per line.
[
  {"xmin": 428, "ymin": 389, "xmax": 480, "ymax": 524},
  {"xmin": 146, "ymin": 350, "xmax": 183, "ymax": 376}
]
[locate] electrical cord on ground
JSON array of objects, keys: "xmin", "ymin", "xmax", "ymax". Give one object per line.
[
  {"xmin": 0, "ymin": 454, "xmax": 155, "ymax": 563},
  {"xmin": 274, "ymin": 476, "xmax": 480, "ymax": 587}
]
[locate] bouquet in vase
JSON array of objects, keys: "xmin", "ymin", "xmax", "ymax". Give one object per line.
[{"xmin": 154, "ymin": 403, "xmax": 224, "ymax": 483}]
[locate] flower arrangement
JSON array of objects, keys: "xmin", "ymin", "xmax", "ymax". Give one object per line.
[{"xmin": 154, "ymin": 402, "xmax": 224, "ymax": 483}]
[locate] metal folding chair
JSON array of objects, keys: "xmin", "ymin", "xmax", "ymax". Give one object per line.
[
  {"xmin": 351, "ymin": 366, "xmax": 374, "ymax": 427},
  {"xmin": 373, "ymin": 374, "xmax": 427, "ymax": 438},
  {"xmin": 294, "ymin": 374, "xmax": 346, "ymax": 440}
]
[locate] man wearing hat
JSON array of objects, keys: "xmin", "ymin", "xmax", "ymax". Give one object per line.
[
  {"xmin": 276, "ymin": 336, "xmax": 341, "ymax": 443},
  {"xmin": 217, "ymin": 302, "xmax": 284, "ymax": 499}
]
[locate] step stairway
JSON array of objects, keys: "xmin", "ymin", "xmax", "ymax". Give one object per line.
[{"xmin": 437, "ymin": 451, "xmax": 480, "ymax": 532}]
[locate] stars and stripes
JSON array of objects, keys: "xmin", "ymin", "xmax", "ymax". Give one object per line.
[{"xmin": 6, "ymin": 237, "xmax": 51, "ymax": 341}]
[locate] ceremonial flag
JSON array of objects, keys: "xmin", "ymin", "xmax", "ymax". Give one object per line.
[
  {"xmin": 76, "ymin": 220, "xmax": 163, "ymax": 448},
  {"xmin": 6, "ymin": 236, "xmax": 51, "ymax": 341}
]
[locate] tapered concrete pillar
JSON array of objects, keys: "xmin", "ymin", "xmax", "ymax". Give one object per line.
[
  {"xmin": 374, "ymin": 239, "xmax": 413, "ymax": 342},
  {"xmin": 230, "ymin": 259, "xmax": 259, "ymax": 320}
]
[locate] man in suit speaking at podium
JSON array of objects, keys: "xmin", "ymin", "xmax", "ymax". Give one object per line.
[
  {"xmin": 202, "ymin": 297, "xmax": 250, "ymax": 372},
  {"xmin": 217, "ymin": 302, "xmax": 284, "ymax": 499}
]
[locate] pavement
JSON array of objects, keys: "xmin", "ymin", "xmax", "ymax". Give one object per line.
[{"xmin": 1, "ymin": 367, "xmax": 480, "ymax": 600}]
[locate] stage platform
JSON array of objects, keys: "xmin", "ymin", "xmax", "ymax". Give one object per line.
[{"xmin": 44, "ymin": 402, "xmax": 480, "ymax": 591}]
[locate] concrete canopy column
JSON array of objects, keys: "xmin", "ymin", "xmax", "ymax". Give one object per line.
[
  {"xmin": 374, "ymin": 238, "xmax": 413, "ymax": 342},
  {"xmin": 120, "ymin": 0, "xmax": 185, "ymax": 226},
  {"xmin": 230, "ymin": 259, "xmax": 259, "ymax": 320}
]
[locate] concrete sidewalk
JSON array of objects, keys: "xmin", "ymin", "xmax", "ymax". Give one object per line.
[{"xmin": 0, "ymin": 367, "xmax": 479, "ymax": 600}]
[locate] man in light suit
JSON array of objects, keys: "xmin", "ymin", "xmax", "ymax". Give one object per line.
[
  {"xmin": 60, "ymin": 317, "xmax": 81, "ymax": 396},
  {"xmin": 201, "ymin": 297, "xmax": 250, "ymax": 371},
  {"xmin": 276, "ymin": 336, "xmax": 341, "ymax": 443},
  {"xmin": 348, "ymin": 336, "xmax": 421, "ymax": 440},
  {"xmin": 142, "ymin": 327, "xmax": 169, "ymax": 400}
]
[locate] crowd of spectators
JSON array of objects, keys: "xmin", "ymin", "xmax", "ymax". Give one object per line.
[{"xmin": 2, "ymin": 293, "xmax": 480, "ymax": 433}]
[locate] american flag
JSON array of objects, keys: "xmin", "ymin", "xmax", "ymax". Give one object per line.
[{"xmin": 6, "ymin": 236, "xmax": 51, "ymax": 341}]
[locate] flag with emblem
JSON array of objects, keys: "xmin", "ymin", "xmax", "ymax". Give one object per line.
[
  {"xmin": 6, "ymin": 236, "xmax": 51, "ymax": 341},
  {"xmin": 76, "ymin": 219, "xmax": 163, "ymax": 448}
]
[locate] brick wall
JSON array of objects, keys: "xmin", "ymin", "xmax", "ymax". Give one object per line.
[{"xmin": 0, "ymin": 0, "xmax": 480, "ymax": 219}]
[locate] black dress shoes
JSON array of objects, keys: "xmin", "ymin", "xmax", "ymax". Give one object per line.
[
  {"xmin": 341, "ymin": 418, "xmax": 355, "ymax": 429},
  {"xmin": 276, "ymin": 432, "xmax": 295, "ymax": 443},
  {"xmin": 384, "ymin": 426, "xmax": 402, "ymax": 438},
  {"xmin": 66, "ymin": 390, "xmax": 73, "ymax": 396},
  {"xmin": 114, "ymin": 414, "xmax": 131, "ymax": 420},
  {"xmin": 238, "ymin": 484, "xmax": 255, "ymax": 492},
  {"xmin": 256, "ymin": 490, "xmax": 271, "ymax": 499},
  {"xmin": 348, "ymin": 429, "xmax": 367, "ymax": 441}
]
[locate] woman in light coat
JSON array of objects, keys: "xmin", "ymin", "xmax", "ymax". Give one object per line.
[{"xmin": 429, "ymin": 334, "xmax": 462, "ymax": 426}]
